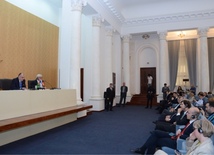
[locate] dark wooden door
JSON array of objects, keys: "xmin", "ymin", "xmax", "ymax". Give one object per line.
[
  {"xmin": 81, "ymin": 68, "xmax": 83, "ymax": 101},
  {"xmin": 112, "ymin": 72, "xmax": 116, "ymax": 90},
  {"xmin": 140, "ymin": 68, "xmax": 156, "ymax": 94}
]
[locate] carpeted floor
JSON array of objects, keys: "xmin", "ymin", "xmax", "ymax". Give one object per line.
[{"xmin": 0, "ymin": 105, "xmax": 159, "ymax": 154}]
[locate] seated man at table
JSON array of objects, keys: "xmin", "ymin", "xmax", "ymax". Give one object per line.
[
  {"xmin": 31, "ymin": 74, "xmax": 45, "ymax": 89},
  {"xmin": 10, "ymin": 73, "xmax": 26, "ymax": 90}
]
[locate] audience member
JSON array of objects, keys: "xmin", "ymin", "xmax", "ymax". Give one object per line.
[
  {"xmin": 154, "ymin": 119, "xmax": 214, "ymax": 155},
  {"xmin": 162, "ymin": 83, "xmax": 170, "ymax": 100},
  {"xmin": 189, "ymin": 85, "xmax": 196, "ymax": 95},
  {"xmin": 192, "ymin": 92, "xmax": 208, "ymax": 109},
  {"xmin": 156, "ymin": 96, "xmax": 184, "ymax": 122},
  {"xmin": 105, "ymin": 83, "xmax": 115, "ymax": 111},
  {"xmin": 10, "ymin": 73, "xmax": 26, "ymax": 90},
  {"xmin": 207, "ymin": 92, "xmax": 213, "ymax": 98},
  {"xmin": 205, "ymin": 97, "xmax": 214, "ymax": 125},
  {"xmin": 187, "ymin": 92, "xmax": 195, "ymax": 105},
  {"xmin": 118, "ymin": 82, "xmax": 128, "ymax": 107},
  {"xmin": 170, "ymin": 92, "xmax": 179, "ymax": 107},
  {"xmin": 185, "ymin": 119, "xmax": 214, "ymax": 155},
  {"xmin": 177, "ymin": 86, "xmax": 184, "ymax": 96},
  {"xmin": 130, "ymin": 107, "xmax": 200, "ymax": 155},
  {"xmin": 158, "ymin": 91, "xmax": 173, "ymax": 114},
  {"xmin": 154, "ymin": 100, "xmax": 191, "ymax": 133}
]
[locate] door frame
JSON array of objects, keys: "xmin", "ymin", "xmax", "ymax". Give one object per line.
[{"xmin": 140, "ymin": 67, "xmax": 156, "ymax": 94}]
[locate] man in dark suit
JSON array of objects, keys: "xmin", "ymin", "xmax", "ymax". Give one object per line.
[
  {"xmin": 131, "ymin": 107, "xmax": 200, "ymax": 154},
  {"xmin": 106, "ymin": 83, "xmax": 115, "ymax": 111},
  {"xmin": 154, "ymin": 100, "xmax": 191, "ymax": 133},
  {"xmin": 10, "ymin": 73, "xmax": 26, "ymax": 90},
  {"xmin": 162, "ymin": 83, "xmax": 170, "ymax": 100},
  {"xmin": 119, "ymin": 82, "xmax": 128, "ymax": 107},
  {"xmin": 146, "ymin": 86, "xmax": 156, "ymax": 109}
]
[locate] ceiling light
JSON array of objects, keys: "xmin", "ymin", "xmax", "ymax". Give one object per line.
[
  {"xmin": 142, "ymin": 34, "xmax": 150, "ymax": 39},
  {"xmin": 178, "ymin": 31, "xmax": 185, "ymax": 38}
]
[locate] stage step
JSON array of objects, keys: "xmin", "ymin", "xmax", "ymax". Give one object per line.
[{"xmin": 128, "ymin": 94, "xmax": 157, "ymax": 106}]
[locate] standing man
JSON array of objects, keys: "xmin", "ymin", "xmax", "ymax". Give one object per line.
[
  {"xmin": 146, "ymin": 86, "xmax": 156, "ymax": 109},
  {"xmin": 190, "ymin": 84, "xmax": 196, "ymax": 95},
  {"xmin": 106, "ymin": 83, "xmax": 115, "ymax": 111},
  {"xmin": 10, "ymin": 73, "xmax": 26, "ymax": 90},
  {"xmin": 162, "ymin": 83, "xmax": 170, "ymax": 100},
  {"xmin": 119, "ymin": 82, "xmax": 128, "ymax": 107},
  {"xmin": 147, "ymin": 74, "xmax": 153, "ymax": 87}
]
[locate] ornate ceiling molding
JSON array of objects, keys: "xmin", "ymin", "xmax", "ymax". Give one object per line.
[
  {"xmin": 100, "ymin": 0, "xmax": 214, "ymax": 26},
  {"xmin": 99, "ymin": 0, "xmax": 125, "ymax": 23},
  {"xmin": 71, "ymin": 0, "xmax": 87, "ymax": 12},
  {"xmin": 123, "ymin": 9, "xmax": 214, "ymax": 26}
]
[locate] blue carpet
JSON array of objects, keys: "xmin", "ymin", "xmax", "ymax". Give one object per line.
[{"xmin": 0, "ymin": 105, "xmax": 159, "ymax": 154}]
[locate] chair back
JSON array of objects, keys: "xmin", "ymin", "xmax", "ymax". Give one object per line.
[
  {"xmin": 0, "ymin": 79, "xmax": 12, "ymax": 90},
  {"xmin": 28, "ymin": 80, "xmax": 35, "ymax": 89}
]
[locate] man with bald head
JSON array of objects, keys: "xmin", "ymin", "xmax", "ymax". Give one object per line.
[
  {"xmin": 131, "ymin": 107, "xmax": 200, "ymax": 154},
  {"xmin": 10, "ymin": 73, "xmax": 26, "ymax": 90},
  {"xmin": 119, "ymin": 82, "xmax": 128, "ymax": 107}
]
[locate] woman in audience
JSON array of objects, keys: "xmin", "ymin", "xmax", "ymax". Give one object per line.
[
  {"xmin": 177, "ymin": 86, "xmax": 184, "ymax": 96},
  {"xmin": 185, "ymin": 119, "xmax": 214, "ymax": 154},
  {"xmin": 187, "ymin": 92, "xmax": 195, "ymax": 105},
  {"xmin": 154, "ymin": 119, "xmax": 214, "ymax": 155}
]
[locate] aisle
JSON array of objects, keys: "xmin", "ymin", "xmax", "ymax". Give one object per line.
[{"xmin": 0, "ymin": 105, "xmax": 159, "ymax": 154}]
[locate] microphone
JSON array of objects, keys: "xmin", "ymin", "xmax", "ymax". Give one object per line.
[{"xmin": 44, "ymin": 80, "xmax": 55, "ymax": 89}]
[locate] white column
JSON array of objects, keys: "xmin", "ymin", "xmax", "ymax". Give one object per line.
[
  {"xmin": 114, "ymin": 34, "xmax": 122, "ymax": 103},
  {"xmin": 104, "ymin": 27, "xmax": 113, "ymax": 87},
  {"xmin": 90, "ymin": 16, "xmax": 103, "ymax": 111},
  {"xmin": 158, "ymin": 32, "xmax": 169, "ymax": 98},
  {"xmin": 69, "ymin": 0, "xmax": 86, "ymax": 103},
  {"xmin": 198, "ymin": 28, "xmax": 209, "ymax": 92},
  {"xmin": 122, "ymin": 35, "xmax": 131, "ymax": 97},
  {"xmin": 59, "ymin": 0, "xmax": 73, "ymax": 89}
]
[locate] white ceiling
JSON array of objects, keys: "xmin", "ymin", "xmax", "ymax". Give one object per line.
[
  {"xmin": 49, "ymin": 0, "xmax": 214, "ymax": 20},
  {"xmin": 108, "ymin": 0, "xmax": 214, "ymax": 19},
  {"xmin": 43, "ymin": 0, "xmax": 214, "ymax": 35}
]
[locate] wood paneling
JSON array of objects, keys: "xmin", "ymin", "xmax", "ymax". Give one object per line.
[
  {"xmin": 129, "ymin": 67, "xmax": 157, "ymax": 105},
  {"xmin": 0, "ymin": 105, "xmax": 93, "ymax": 132},
  {"xmin": 0, "ymin": 1, "xmax": 59, "ymax": 88}
]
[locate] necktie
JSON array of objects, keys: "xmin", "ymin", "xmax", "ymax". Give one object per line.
[
  {"xmin": 171, "ymin": 122, "xmax": 190, "ymax": 140},
  {"xmin": 170, "ymin": 113, "xmax": 176, "ymax": 119},
  {"xmin": 208, "ymin": 114, "xmax": 214, "ymax": 122},
  {"xmin": 180, "ymin": 111, "xmax": 187, "ymax": 120},
  {"xmin": 19, "ymin": 81, "xmax": 22, "ymax": 89}
]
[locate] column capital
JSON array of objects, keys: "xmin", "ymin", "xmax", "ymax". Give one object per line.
[
  {"xmin": 92, "ymin": 16, "xmax": 103, "ymax": 27},
  {"xmin": 105, "ymin": 27, "xmax": 114, "ymax": 36},
  {"xmin": 158, "ymin": 31, "xmax": 167, "ymax": 40},
  {"xmin": 122, "ymin": 35, "xmax": 132, "ymax": 43},
  {"xmin": 198, "ymin": 28, "xmax": 209, "ymax": 37},
  {"xmin": 71, "ymin": 0, "xmax": 87, "ymax": 12}
]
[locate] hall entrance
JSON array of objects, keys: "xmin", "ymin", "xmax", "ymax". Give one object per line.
[
  {"xmin": 129, "ymin": 67, "xmax": 156, "ymax": 105},
  {"xmin": 140, "ymin": 67, "xmax": 156, "ymax": 94}
]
